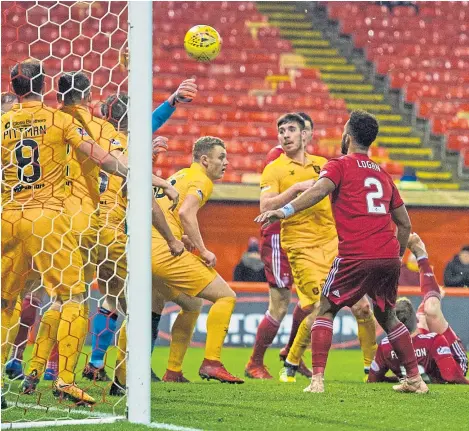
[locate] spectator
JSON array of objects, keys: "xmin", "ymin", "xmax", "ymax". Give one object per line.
[
  {"xmin": 233, "ymin": 237, "xmax": 267, "ymax": 282},
  {"xmin": 444, "ymin": 246, "xmax": 469, "ymax": 287}
]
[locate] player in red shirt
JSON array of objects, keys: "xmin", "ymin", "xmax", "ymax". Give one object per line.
[
  {"xmin": 245, "ymin": 113, "xmax": 314, "ymax": 379},
  {"xmin": 256, "ymin": 110, "xmax": 428, "ymax": 394},
  {"xmin": 368, "ymin": 233, "xmax": 468, "ymax": 384}
]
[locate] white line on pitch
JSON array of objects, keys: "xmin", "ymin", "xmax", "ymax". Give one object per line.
[
  {"xmin": 6, "ymin": 402, "xmax": 122, "ymax": 418},
  {"xmin": 148, "ymin": 423, "xmax": 204, "ymax": 431},
  {"xmin": 1, "ymin": 417, "xmax": 124, "ymax": 430}
]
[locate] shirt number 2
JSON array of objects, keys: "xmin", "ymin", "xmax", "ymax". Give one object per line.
[{"xmin": 364, "ymin": 177, "xmax": 386, "ymax": 214}]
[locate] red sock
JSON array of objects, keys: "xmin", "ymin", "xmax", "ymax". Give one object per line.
[
  {"xmin": 250, "ymin": 311, "xmax": 280, "ymax": 365},
  {"xmin": 418, "ymin": 258, "xmax": 441, "ymax": 300},
  {"xmin": 311, "ymin": 317, "xmax": 333, "ymax": 374},
  {"xmin": 387, "ymin": 322, "xmax": 419, "ymax": 377},
  {"xmin": 13, "ymin": 294, "xmax": 41, "ymax": 361},
  {"xmin": 46, "ymin": 343, "xmax": 59, "ymax": 371},
  {"xmin": 284, "ymin": 303, "xmax": 309, "ymax": 352},
  {"xmin": 442, "ymin": 325, "xmax": 458, "ymax": 345}
]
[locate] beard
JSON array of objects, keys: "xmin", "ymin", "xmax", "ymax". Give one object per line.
[{"xmin": 341, "ymin": 136, "xmax": 349, "ymax": 155}]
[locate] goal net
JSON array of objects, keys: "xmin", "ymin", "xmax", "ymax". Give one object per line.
[{"xmin": 1, "ymin": 1, "xmax": 153, "ymax": 427}]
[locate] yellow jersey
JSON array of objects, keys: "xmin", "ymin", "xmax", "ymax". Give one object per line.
[
  {"xmin": 154, "ymin": 163, "xmax": 213, "ymax": 240},
  {"xmin": 1, "ymin": 101, "xmax": 88, "ymax": 211},
  {"xmin": 61, "ymin": 105, "xmax": 124, "ymax": 232},
  {"xmin": 260, "ymin": 153, "xmax": 337, "ymax": 249},
  {"xmin": 99, "ymin": 132, "xmax": 128, "ymax": 232}
]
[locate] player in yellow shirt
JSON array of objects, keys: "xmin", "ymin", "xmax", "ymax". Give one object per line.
[
  {"xmin": 1, "ymin": 60, "xmax": 130, "ymax": 405},
  {"xmin": 151, "ymin": 136, "xmax": 243, "ymax": 384},
  {"xmin": 259, "ymin": 113, "xmax": 376, "ymax": 383}
]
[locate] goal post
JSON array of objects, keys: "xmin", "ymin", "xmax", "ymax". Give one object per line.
[{"xmin": 126, "ymin": 0, "xmax": 153, "ymax": 425}]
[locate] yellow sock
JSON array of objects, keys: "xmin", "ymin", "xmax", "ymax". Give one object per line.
[
  {"xmin": 5, "ymin": 298, "xmax": 22, "ymax": 359},
  {"xmin": 57, "ymin": 301, "xmax": 87, "ymax": 384},
  {"xmin": 286, "ymin": 319, "xmax": 311, "ymax": 366},
  {"xmin": 28, "ymin": 309, "xmax": 60, "ymax": 376},
  {"xmin": 168, "ymin": 310, "xmax": 199, "ymax": 372},
  {"xmin": 115, "ymin": 320, "xmax": 127, "ymax": 385},
  {"xmin": 357, "ymin": 316, "xmax": 377, "ymax": 369},
  {"xmin": 205, "ymin": 296, "xmax": 236, "ymax": 361}
]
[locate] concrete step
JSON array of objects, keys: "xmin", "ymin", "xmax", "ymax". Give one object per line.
[
  {"xmin": 321, "ymin": 73, "xmax": 365, "ymax": 82},
  {"xmin": 295, "ymin": 48, "xmax": 340, "ymax": 56},
  {"xmin": 291, "ymin": 39, "xmax": 332, "ymax": 47},
  {"xmin": 395, "ymin": 160, "xmax": 441, "ymax": 170},
  {"xmin": 256, "ymin": 3, "xmax": 297, "ymax": 11},
  {"xmin": 304, "ymin": 57, "xmax": 348, "ymax": 65},
  {"xmin": 379, "ymin": 126, "xmax": 413, "ymax": 134},
  {"xmin": 346, "ymin": 103, "xmax": 392, "ymax": 111},
  {"xmin": 387, "ymin": 148, "xmax": 432, "ymax": 159},
  {"xmin": 327, "ymin": 83, "xmax": 374, "ymax": 92},
  {"xmin": 375, "ymin": 114, "xmax": 404, "ymax": 123},
  {"xmin": 279, "ymin": 29, "xmax": 322, "ymax": 38},
  {"xmin": 269, "ymin": 21, "xmax": 313, "ymax": 29},
  {"xmin": 331, "ymin": 93, "xmax": 384, "ymax": 101},
  {"xmin": 376, "ymin": 136, "xmax": 422, "ymax": 146},
  {"xmin": 417, "ymin": 171, "xmax": 453, "ymax": 181},
  {"xmin": 424, "ymin": 182, "xmax": 460, "ymax": 190}
]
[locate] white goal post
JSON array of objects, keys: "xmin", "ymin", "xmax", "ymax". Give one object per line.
[{"xmin": 126, "ymin": 0, "xmax": 153, "ymax": 425}]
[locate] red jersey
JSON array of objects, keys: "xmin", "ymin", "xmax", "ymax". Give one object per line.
[
  {"xmin": 261, "ymin": 145, "xmax": 284, "ymax": 237},
  {"xmin": 320, "ymin": 153, "xmax": 404, "ymax": 259},
  {"xmin": 369, "ymin": 333, "xmax": 469, "ymax": 384}
]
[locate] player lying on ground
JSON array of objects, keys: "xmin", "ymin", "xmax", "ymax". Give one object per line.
[
  {"xmin": 256, "ymin": 110, "xmax": 428, "ymax": 394},
  {"xmin": 368, "ymin": 233, "xmax": 468, "ymax": 384},
  {"xmin": 151, "ymin": 136, "xmax": 244, "ymax": 384},
  {"xmin": 83, "ymin": 77, "xmax": 198, "ymax": 384},
  {"xmin": 1, "ymin": 60, "xmax": 132, "ymax": 406}
]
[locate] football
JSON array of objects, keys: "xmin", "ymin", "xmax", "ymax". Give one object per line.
[{"xmin": 184, "ymin": 25, "xmax": 221, "ymax": 62}]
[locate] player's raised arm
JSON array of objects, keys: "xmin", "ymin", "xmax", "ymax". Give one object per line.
[
  {"xmin": 178, "ymin": 194, "xmax": 216, "ymax": 267},
  {"xmin": 152, "ymin": 78, "xmax": 198, "ymax": 133},
  {"xmin": 391, "ymin": 204, "xmax": 412, "ymax": 258}
]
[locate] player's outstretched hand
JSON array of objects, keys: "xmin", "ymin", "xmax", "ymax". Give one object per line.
[
  {"xmin": 181, "ymin": 235, "xmax": 196, "ymax": 252},
  {"xmin": 254, "ymin": 209, "xmax": 286, "ymax": 229},
  {"xmin": 168, "ymin": 238, "xmax": 185, "ymax": 257},
  {"xmin": 152, "ymin": 136, "xmax": 169, "ymax": 156},
  {"xmin": 173, "ymin": 78, "xmax": 198, "ymax": 103},
  {"xmin": 201, "ymin": 249, "xmax": 217, "ymax": 268}
]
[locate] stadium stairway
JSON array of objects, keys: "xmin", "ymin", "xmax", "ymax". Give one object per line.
[{"xmin": 255, "ymin": 1, "xmax": 460, "ymax": 190}]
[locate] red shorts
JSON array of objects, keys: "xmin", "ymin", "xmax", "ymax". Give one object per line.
[
  {"xmin": 260, "ymin": 233, "xmax": 293, "ymax": 289},
  {"xmin": 322, "ymin": 257, "xmax": 400, "ymax": 312}
]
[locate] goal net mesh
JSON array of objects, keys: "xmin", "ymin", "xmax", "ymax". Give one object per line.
[{"xmin": 2, "ymin": 1, "xmax": 129, "ymax": 426}]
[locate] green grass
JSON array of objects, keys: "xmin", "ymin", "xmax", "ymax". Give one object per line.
[{"xmin": 2, "ymin": 347, "xmax": 469, "ymax": 430}]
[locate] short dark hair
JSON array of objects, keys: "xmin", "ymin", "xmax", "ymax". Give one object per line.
[
  {"xmin": 101, "ymin": 93, "xmax": 128, "ymax": 130},
  {"xmin": 461, "ymin": 245, "xmax": 469, "ymax": 253},
  {"xmin": 347, "ymin": 110, "xmax": 379, "ymax": 147},
  {"xmin": 57, "ymin": 71, "xmax": 91, "ymax": 105},
  {"xmin": 277, "ymin": 113, "xmax": 305, "ymax": 131},
  {"xmin": 395, "ymin": 297, "xmax": 417, "ymax": 333},
  {"xmin": 297, "ymin": 112, "xmax": 314, "ymax": 131},
  {"xmin": 193, "ymin": 136, "xmax": 225, "ymax": 162},
  {"xmin": 10, "ymin": 60, "xmax": 45, "ymax": 97}
]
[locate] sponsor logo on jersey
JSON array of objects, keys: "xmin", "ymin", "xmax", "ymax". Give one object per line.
[
  {"xmin": 423, "ymin": 272, "xmax": 434, "ymax": 277},
  {"xmin": 260, "ymin": 185, "xmax": 271, "ymax": 193},
  {"xmin": 110, "ymin": 138, "xmax": 120, "ymax": 146},
  {"xmin": 76, "ymin": 127, "xmax": 88, "ymax": 137},
  {"xmin": 437, "ymin": 346, "xmax": 451, "ymax": 355},
  {"xmin": 332, "ymin": 289, "xmax": 340, "ymax": 298},
  {"xmin": 196, "ymin": 189, "xmax": 204, "ymax": 200},
  {"xmin": 371, "ymin": 360, "xmax": 380, "ymax": 372}
]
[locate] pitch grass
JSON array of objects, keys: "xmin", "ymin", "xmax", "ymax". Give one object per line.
[{"xmin": 2, "ymin": 347, "xmax": 469, "ymax": 430}]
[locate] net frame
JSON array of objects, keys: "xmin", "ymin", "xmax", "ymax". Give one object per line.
[{"xmin": 1, "ymin": 0, "xmax": 152, "ymax": 427}]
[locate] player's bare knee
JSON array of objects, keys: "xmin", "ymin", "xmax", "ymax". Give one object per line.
[{"xmin": 351, "ymin": 300, "xmax": 372, "ymax": 320}]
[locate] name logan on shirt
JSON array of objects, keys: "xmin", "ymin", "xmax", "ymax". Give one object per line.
[{"xmin": 356, "ymin": 159, "xmax": 381, "ymax": 172}]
